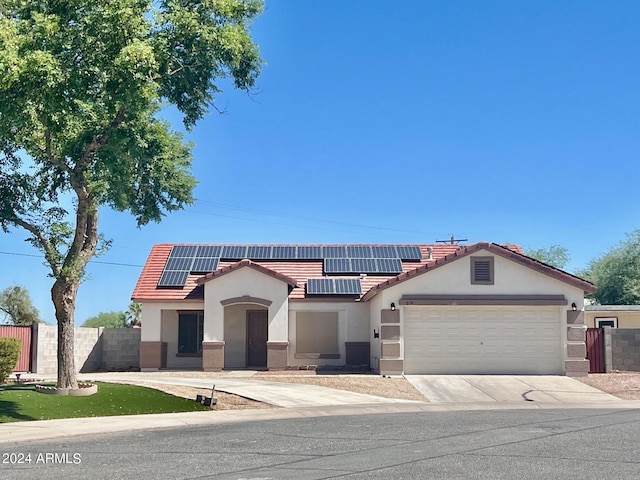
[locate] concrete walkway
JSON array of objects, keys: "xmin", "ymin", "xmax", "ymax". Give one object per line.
[
  {"xmin": 74, "ymin": 372, "xmax": 421, "ymax": 408},
  {"xmin": 405, "ymin": 375, "xmax": 624, "ymax": 404}
]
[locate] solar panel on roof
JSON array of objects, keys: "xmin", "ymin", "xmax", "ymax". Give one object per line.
[
  {"xmin": 247, "ymin": 245, "xmax": 272, "ymax": 259},
  {"xmin": 351, "ymin": 258, "xmax": 377, "ymax": 273},
  {"xmin": 165, "ymin": 257, "xmax": 194, "ymax": 271},
  {"xmin": 271, "ymin": 246, "xmax": 297, "ymax": 259},
  {"xmin": 191, "ymin": 257, "xmax": 219, "ymax": 273},
  {"xmin": 334, "ymin": 278, "xmax": 362, "ymax": 294},
  {"xmin": 158, "ymin": 270, "xmax": 189, "ymax": 287},
  {"xmin": 222, "ymin": 245, "xmax": 248, "ymax": 259},
  {"xmin": 396, "ymin": 245, "xmax": 422, "ymax": 261},
  {"xmin": 196, "ymin": 245, "xmax": 222, "ymax": 257},
  {"xmin": 371, "ymin": 245, "xmax": 398, "ymax": 258},
  {"xmin": 323, "ymin": 246, "xmax": 348, "ymax": 258},
  {"xmin": 306, "ymin": 278, "xmax": 334, "ymax": 294},
  {"xmin": 324, "ymin": 258, "xmax": 351, "ymax": 273},
  {"xmin": 347, "ymin": 246, "xmax": 372, "ymax": 258},
  {"xmin": 306, "ymin": 278, "xmax": 362, "ymax": 295},
  {"xmin": 376, "ymin": 258, "xmax": 403, "ymax": 274},
  {"xmin": 170, "ymin": 245, "xmax": 198, "ymax": 258},
  {"xmin": 297, "ymin": 246, "xmax": 323, "ymax": 259}
]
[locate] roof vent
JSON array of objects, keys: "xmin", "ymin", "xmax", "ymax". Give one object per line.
[{"xmin": 427, "ymin": 247, "xmax": 433, "ymax": 260}]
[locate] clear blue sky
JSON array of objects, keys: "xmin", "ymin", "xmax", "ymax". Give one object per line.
[{"xmin": 1, "ymin": 0, "xmax": 639, "ymax": 324}]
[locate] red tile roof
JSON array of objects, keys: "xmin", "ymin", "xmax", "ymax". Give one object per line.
[
  {"xmin": 196, "ymin": 259, "xmax": 298, "ymax": 287},
  {"xmin": 131, "ymin": 242, "xmax": 593, "ymax": 303}
]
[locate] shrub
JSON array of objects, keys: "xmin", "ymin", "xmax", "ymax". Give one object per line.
[{"xmin": 0, "ymin": 338, "xmax": 21, "ymax": 383}]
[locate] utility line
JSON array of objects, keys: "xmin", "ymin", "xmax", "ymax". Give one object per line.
[{"xmin": 0, "ymin": 251, "xmax": 144, "ymax": 268}]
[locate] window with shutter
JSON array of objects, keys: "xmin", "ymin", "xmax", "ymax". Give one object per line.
[{"xmin": 471, "ymin": 256, "xmax": 494, "ymax": 285}]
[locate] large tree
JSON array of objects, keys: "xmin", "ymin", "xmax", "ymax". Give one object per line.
[
  {"xmin": 0, "ymin": 285, "xmax": 43, "ymax": 325},
  {"xmin": 0, "ymin": 0, "xmax": 263, "ymax": 389},
  {"xmin": 580, "ymin": 230, "xmax": 640, "ymax": 305},
  {"xmin": 525, "ymin": 245, "xmax": 570, "ymax": 270}
]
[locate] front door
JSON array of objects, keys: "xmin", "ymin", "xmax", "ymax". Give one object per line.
[{"xmin": 247, "ymin": 310, "xmax": 268, "ymax": 368}]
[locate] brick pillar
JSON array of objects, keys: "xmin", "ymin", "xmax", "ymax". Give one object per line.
[
  {"xmin": 139, "ymin": 342, "xmax": 167, "ymax": 371},
  {"xmin": 202, "ymin": 341, "xmax": 225, "ymax": 371},
  {"xmin": 267, "ymin": 341, "xmax": 288, "ymax": 370}
]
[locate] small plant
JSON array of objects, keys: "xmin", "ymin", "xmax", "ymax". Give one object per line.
[{"xmin": 0, "ymin": 338, "xmax": 21, "ymax": 384}]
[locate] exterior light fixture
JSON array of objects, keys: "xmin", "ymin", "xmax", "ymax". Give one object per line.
[
  {"xmin": 571, "ymin": 303, "xmax": 577, "ymax": 311},
  {"xmin": 373, "ymin": 329, "xmax": 380, "ymax": 338},
  {"xmin": 391, "ymin": 303, "xmax": 396, "ymax": 311}
]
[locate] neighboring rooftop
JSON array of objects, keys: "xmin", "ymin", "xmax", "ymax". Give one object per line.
[{"xmin": 586, "ymin": 305, "xmax": 640, "ymax": 311}]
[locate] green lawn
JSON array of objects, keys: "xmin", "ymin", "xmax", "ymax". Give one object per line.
[{"xmin": 0, "ymin": 382, "xmax": 209, "ymax": 423}]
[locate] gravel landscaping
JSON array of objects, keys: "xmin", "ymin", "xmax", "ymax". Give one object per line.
[{"xmin": 575, "ymin": 372, "xmax": 640, "ymax": 400}]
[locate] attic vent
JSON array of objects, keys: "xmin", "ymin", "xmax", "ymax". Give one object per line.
[{"xmin": 471, "ymin": 256, "xmax": 494, "ymax": 285}]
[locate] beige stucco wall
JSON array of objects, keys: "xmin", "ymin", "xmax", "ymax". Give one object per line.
[
  {"xmin": 586, "ymin": 311, "xmax": 640, "ymax": 328},
  {"xmin": 140, "ymin": 301, "xmax": 204, "ymax": 342},
  {"xmin": 288, "ymin": 301, "xmax": 369, "ymax": 367},
  {"xmin": 203, "ymin": 267, "xmax": 290, "ymax": 343},
  {"xmin": 368, "ymin": 294, "xmax": 384, "ymax": 372},
  {"xmin": 222, "ymin": 304, "xmax": 269, "ymax": 368},
  {"xmin": 367, "ymin": 250, "xmax": 586, "ymax": 372}
]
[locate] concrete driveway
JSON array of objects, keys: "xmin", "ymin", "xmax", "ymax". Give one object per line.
[{"xmin": 405, "ymin": 375, "xmax": 623, "ymax": 404}]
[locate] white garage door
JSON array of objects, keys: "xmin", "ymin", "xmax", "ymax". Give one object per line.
[{"xmin": 403, "ymin": 306, "xmax": 563, "ymax": 375}]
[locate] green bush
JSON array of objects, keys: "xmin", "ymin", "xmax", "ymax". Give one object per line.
[{"xmin": 0, "ymin": 338, "xmax": 21, "ymax": 383}]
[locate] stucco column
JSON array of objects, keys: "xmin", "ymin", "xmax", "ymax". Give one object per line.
[
  {"xmin": 565, "ymin": 309, "xmax": 588, "ymax": 377},
  {"xmin": 202, "ymin": 341, "xmax": 225, "ymax": 371},
  {"xmin": 267, "ymin": 341, "xmax": 288, "ymax": 370}
]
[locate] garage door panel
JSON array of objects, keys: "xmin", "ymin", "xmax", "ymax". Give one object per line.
[{"xmin": 403, "ymin": 306, "xmax": 562, "ymax": 375}]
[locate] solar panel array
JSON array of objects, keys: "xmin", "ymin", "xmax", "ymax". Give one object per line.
[
  {"xmin": 157, "ymin": 244, "xmax": 423, "ymax": 287},
  {"xmin": 306, "ymin": 278, "xmax": 362, "ymax": 295},
  {"xmin": 324, "ymin": 258, "xmax": 403, "ymax": 275}
]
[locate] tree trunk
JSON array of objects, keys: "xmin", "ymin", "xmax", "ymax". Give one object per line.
[{"xmin": 52, "ymin": 278, "xmax": 80, "ymax": 390}]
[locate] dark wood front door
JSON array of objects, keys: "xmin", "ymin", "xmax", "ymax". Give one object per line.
[{"xmin": 247, "ymin": 310, "xmax": 268, "ymax": 368}]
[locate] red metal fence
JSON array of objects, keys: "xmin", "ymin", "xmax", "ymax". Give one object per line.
[
  {"xmin": 0, "ymin": 325, "xmax": 33, "ymax": 372},
  {"xmin": 585, "ymin": 328, "xmax": 605, "ymax": 373}
]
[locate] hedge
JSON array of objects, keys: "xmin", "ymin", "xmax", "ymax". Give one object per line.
[{"xmin": 0, "ymin": 338, "xmax": 21, "ymax": 383}]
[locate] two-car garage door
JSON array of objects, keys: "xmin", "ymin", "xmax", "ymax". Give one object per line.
[{"xmin": 403, "ymin": 306, "xmax": 563, "ymax": 375}]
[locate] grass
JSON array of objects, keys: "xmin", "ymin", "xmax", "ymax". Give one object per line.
[{"xmin": 0, "ymin": 382, "xmax": 210, "ymax": 423}]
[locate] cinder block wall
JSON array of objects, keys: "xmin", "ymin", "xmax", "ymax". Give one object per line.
[
  {"xmin": 607, "ymin": 328, "xmax": 640, "ymax": 372},
  {"xmin": 34, "ymin": 324, "xmax": 140, "ymax": 374},
  {"xmin": 101, "ymin": 328, "xmax": 140, "ymax": 370}
]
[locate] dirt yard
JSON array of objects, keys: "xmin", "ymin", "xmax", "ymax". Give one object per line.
[{"xmin": 575, "ymin": 372, "xmax": 640, "ymax": 400}]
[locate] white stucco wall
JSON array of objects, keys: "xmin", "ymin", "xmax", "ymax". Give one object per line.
[
  {"xmin": 288, "ymin": 301, "xmax": 369, "ymax": 367},
  {"xmin": 368, "ymin": 294, "xmax": 384, "ymax": 372},
  {"xmin": 203, "ymin": 267, "xmax": 290, "ymax": 343}
]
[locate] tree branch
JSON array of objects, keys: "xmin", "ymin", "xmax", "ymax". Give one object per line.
[{"xmin": 12, "ymin": 216, "xmax": 61, "ymax": 277}]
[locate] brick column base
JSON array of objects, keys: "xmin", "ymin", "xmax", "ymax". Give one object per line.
[
  {"xmin": 203, "ymin": 341, "xmax": 225, "ymax": 371},
  {"xmin": 267, "ymin": 341, "xmax": 288, "ymax": 370}
]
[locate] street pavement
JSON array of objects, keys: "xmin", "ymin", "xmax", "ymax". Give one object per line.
[{"xmin": 3, "ymin": 408, "xmax": 640, "ymax": 479}]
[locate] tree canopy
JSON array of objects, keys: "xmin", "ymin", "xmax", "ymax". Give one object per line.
[
  {"xmin": 0, "ymin": 285, "xmax": 42, "ymax": 325},
  {"xmin": 0, "ymin": 0, "xmax": 263, "ymax": 389},
  {"xmin": 82, "ymin": 311, "xmax": 128, "ymax": 328},
  {"xmin": 579, "ymin": 230, "xmax": 640, "ymax": 305},
  {"xmin": 525, "ymin": 245, "xmax": 570, "ymax": 270}
]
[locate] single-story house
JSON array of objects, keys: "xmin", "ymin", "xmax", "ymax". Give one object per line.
[
  {"xmin": 132, "ymin": 242, "xmax": 596, "ymax": 376},
  {"xmin": 585, "ymin": 305, "xmax": 640, "ymax": 328}
]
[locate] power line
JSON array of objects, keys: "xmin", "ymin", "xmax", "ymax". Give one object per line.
[{"xmin": 0, "ymin": 251, "xmax": 144, "ymax": 268}]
